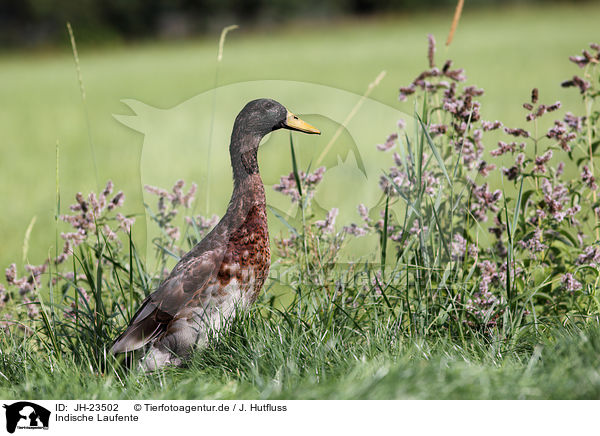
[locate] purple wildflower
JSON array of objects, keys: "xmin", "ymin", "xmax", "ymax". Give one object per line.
[
  {"xmin": 489, "ymin": 216, "xmax": 505, "ymax": 239},
  {"xmin": 166, "ymin": 226, "xmax": 180, "ymax": 241},
  {"xmin": 409, "ymin": 219, "xmax": 427, "ymax": 236},
  {"xmin": 502, "ymin": 166, "xmax": 519, "ymax": 181},
  {"xmin": 547, "ymin": 120, "xmax": 576, "ymax": 152},
  {"xmin": 569, "ymin": 56, "xmax": 589, "ymax": 68},
  {"xmin": 533, "ymin": 150, "xmax": 553, "ymax": 174},
  {"xmin": 377, "ymin": 133, "xmax": 398, "ymax": 151},
  {"xmin": 478, "ymin": 260, "xmax": 501, "ymax": 293},
  {"xmin": 581, "ymin": 165, "xmax": 597, "ymax": 190},
  {"xmin": 61, "ymin": 229, "xmax": 86, "ymax": 248},
  {"xmin": 453, "ymin": 137, "xmax": 482, "ymax": 170},
  {"xmin": 541, "ymin": 178, "xmax": 579, "ymax": 223},
  {"xmin": 144, "ymin": 184, "xmax": 169, "ymax": 198},
  {"xmin": 0, "ymin": 285, "xmax": 7, "ymax": 309},
  {"xmin": 399, "ymin": 84, "xmax": 416, "ymax": 101},
  {"xmin": 273, "ymin": 167, "xmax": 325, "ymax": 203},
  {"xmin": 468, "ymin": 244, "xmax": 479, "ymax": 258},
  {"xmin": 5, "ymin": 263, "xmax": 17, "ymax": 284},
  {"xmin": 451, "ymin": 234, "xmax": 467, "ymax": 260},
  {"xmin": 116, "ymin": 213, "xmax": 135, "ymax": 233},
  {"xmin": 562, "ymin": 273, "xmax": 582, "ymax": 292},
  {"xmin": 577, "ymin": 245, "xmax": 600, "ymax": 267},
  {"xmin": 504, "ymin": 127, "xmax": 530, "ymax": 138},
  {"xmin": 547, "ymin": 101, "xmax": 561, "ymax": 112},
  {"xmin": 107, "ymin": 191, "xmax": 125, "ymax": 211},
  {"xmin": 568, "ymin": 47, "xmax": 600, "ymax": 68},
  {"xmin": 427, "ymin": 34, "xmax": 436, "ymax": 68},
  {"xmin": 315, "ymin": 208, "xmax": 339, "ymax": 234},
  {"xmin": 428, "ymin": 124, "xmax": 448, "ymax": 137},
  {"xmin": 490, "ymin": 141, "xmax": 522, "ymax": 157},
  {"xmin": 477, "ymin": 161, "xmax": 496, "ymax": 177},
  {"xmin": 358, "ymin": 204, "xmax": 370, "ymax": 223},
  {"xmin": 185, "ymin": 214, "xmax": 219, "ymax": 232},
  {"xmin": 22, "ymin": 297, "xmax": 40, "ymax": 320},
  {"xmin": 482, "ymin": 120, "xmax": 503, "ymax": 131},
  {"xmin": 344, "ymin": 223, "xmax": 368, "ymax": 237},
  {"xmin": 564, "ymin": 112, "xmax": 584, "ymax": 131},
  {"xmin": 561, "ymin": 75, "xmax": 591, "ymax": 94},
  {"xmin": 518, "ymin": 228, "xmax": 547, "ymax": 255},
  {"xmin": 470, "ymin": 182, "xmax": 502, "ymax": 222},
  {"xmin": 102, "ymin": 225, "xmax": 119, "ymax": 242}
]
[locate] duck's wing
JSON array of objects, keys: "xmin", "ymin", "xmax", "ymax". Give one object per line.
[{"xmin": 110, "ymin": 251, "xmax": 220, "ymax": 354}]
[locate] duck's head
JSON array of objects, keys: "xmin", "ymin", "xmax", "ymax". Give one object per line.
[
  {"xmin": 230, "ymin": 99, "xmax": 320, "ymax": 178},
  {"xmin": 233, "ymin": 98, "xmax": 320, "ymax": 140}
]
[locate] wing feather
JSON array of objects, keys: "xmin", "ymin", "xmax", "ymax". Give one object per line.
[{"xmin": 110, "ymin": 250, "xmax": 221, "ymax": 354}]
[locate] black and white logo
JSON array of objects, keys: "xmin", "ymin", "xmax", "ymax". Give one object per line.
[{"xmin": 2, "ymin": 402, "xmax": 50, "ymax": 433}]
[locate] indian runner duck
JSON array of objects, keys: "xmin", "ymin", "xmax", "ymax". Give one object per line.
[{"xmin": 111, "ymin": 98, "xmax": 320, "ymax": 371}]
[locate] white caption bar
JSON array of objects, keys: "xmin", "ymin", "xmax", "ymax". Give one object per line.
[{"xmin": 0, "ymin": 400, "xmax": 596, "ymax": 435}]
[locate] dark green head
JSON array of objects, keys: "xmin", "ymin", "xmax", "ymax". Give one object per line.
[
  {"xmin": 229, "ymin": 98, "xmax": 320, "ymax": 179},
  {"xmin": 233, "ymin": 98, "xmax": 320, "ymax": 140}
]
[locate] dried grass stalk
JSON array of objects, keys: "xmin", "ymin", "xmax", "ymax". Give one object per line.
[{"xmin": 446, "ymin": 0, "xmax": 464, "ymax": 46}]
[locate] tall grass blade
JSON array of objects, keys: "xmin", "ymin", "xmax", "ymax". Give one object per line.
[
  {"xmin": 380, "ymin": 195, "xmax": 390, "ymax": 273},
  {"xmin": 316, "ymin": 70, "xmax": 386, "ymax": 166},
  {"xmin": 66, "ymin": 22, "xmax": 99, "ymax": 189},
  {"xmin": 289, "ymin": 132, "xmax": 303, "ymax": 198},
  {"xmin": 446, "ymin": 0, "xmax": 465, "ymax": 46},
  {"xmin": 417, "ymin": 114, "xmax": 452, "ymax": 187},
  {"xmin": 512, "ymin": 175, "xmax": 524, "ymax": 236},
  {"xmin": 503, "ymin": 199, "xmax": 513, "ymax": 314},
  {"xmin": 128, "ymin": 230, "xmax": 134, "ymax": 320},
  {"xmin": 205, "ymin": 24, "xmax": 238, "ymax": 212},
  {"xmin": 22, "ymin": 216, "xmax": 37, "ymax": 266},
  {"xmin": 430, "ymin": 197, "xmax": 451, "ymax": 261},
  {"xmin": 267, "ymin": 205, "xmax": 299, "ymax": 236}
]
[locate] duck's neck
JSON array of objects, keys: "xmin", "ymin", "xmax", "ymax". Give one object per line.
[
  {"xmin": 226, "ymin": 132, "xmax": 266, "ymax": 223},
  {"xmin": 230, "ymin": 126, "xmax": 262, "ymax": 181}
]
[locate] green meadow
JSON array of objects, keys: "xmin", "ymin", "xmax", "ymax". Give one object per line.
[
  {"xmin": 1, "ymin": 3, "xmax": 599, "ymax": 271},
  {"xmin": 1, "ymin": 3, "xmax": 600, "ymax": 400}
]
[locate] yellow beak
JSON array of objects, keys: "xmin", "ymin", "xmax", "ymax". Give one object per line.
[{"xmin": 283, "ymin": 111, "xmax": 320, "ymax": 134}]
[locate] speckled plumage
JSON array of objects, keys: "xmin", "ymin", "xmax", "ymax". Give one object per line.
[{"xmin": 110, "ymin": 99, "xmax": 319, "ymax": 371}]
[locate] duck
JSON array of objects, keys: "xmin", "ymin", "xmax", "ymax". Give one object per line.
[{"xmin": 110, "ymin": 98, "xmax": 320, "ymax": 371}]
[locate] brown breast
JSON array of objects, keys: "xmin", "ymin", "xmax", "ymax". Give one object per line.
[{"xmin": 216, "ymin": 203, "xmax": 270, "ymax": 302}]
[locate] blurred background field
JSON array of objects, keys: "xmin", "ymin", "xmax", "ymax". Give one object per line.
[{"xmin": 1, "ymin": 1, "xmax": 599, "ymax": 274}]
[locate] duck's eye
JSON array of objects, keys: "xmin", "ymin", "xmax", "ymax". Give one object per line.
[{"xmin": 264, "ymin": 102, "xmax": 274, "ymax": 110}]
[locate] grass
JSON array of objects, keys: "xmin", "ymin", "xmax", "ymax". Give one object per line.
[
  {"xmin": 1, "ymin": 3, "xmax": 600, "ymax": 400},
  {"xmin": 2, "ymin": 309, "xmax": 599, "ymax": 399}
]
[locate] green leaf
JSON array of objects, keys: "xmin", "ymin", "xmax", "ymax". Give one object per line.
[
  {"xmin": 417, "ymin": 114, "xmax": 452, "ymax": 187},
  {"xmin": 556, "ymin": 229, "xmax": 578, "ymax": 247},
  {"xmin": 268, "ymin": 205, "xmax": 300, "ymax": 236},
  {"xmin": 381, "ymin": 195, "xmax": 390, "ymax": 272},
  {"xmin": 289, "ymin": 132, "xmax": 303, "ymax": 198},
  {"xmin": 152, "ymin": 241, "xmax": 181, "ymax": 260},
  {"xmin": 431, "ymin": 196, "xmax": 451, "ymax": 261},
  {"xmin": 512, "ymin": 175, "xmax": 524, "ymax": 236},
  {"xmin": 521, "ymin": 189, "xmax": 535, "ymax": 208}
]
